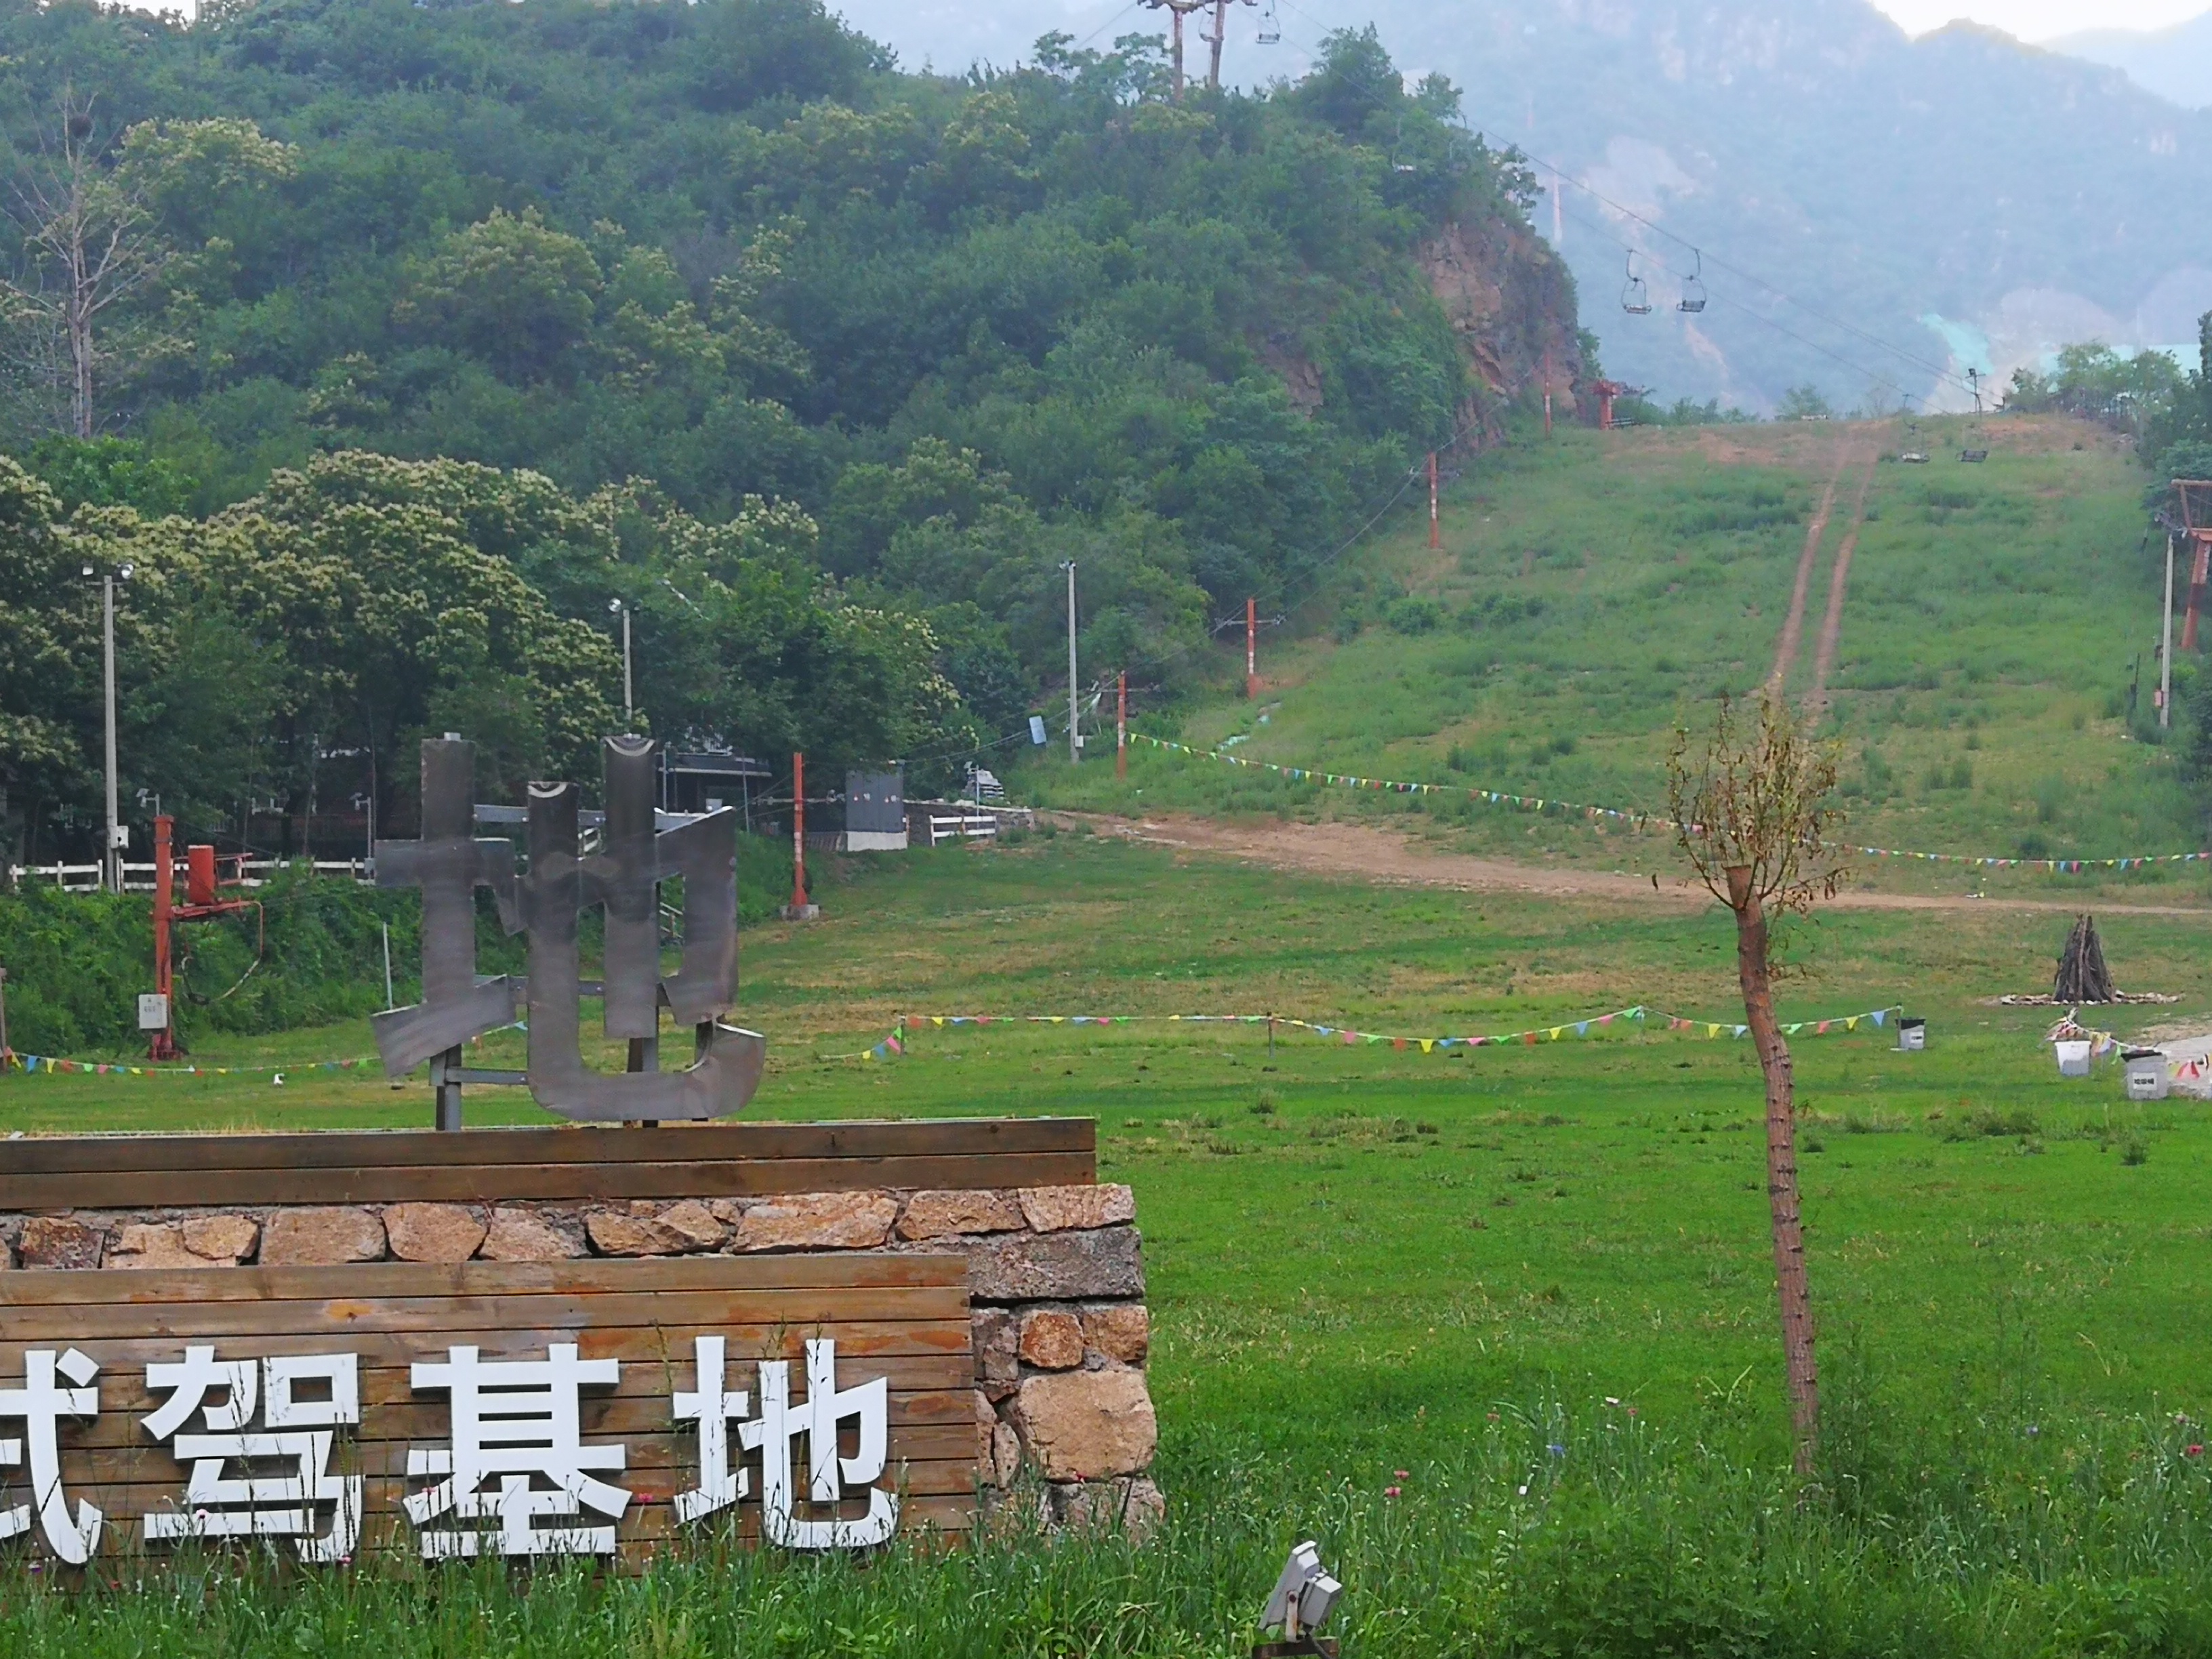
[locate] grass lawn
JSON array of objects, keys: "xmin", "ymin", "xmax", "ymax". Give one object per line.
[{"xmin": 12, "ymin": 836, "xmax": 2211, "ymax": 1482}]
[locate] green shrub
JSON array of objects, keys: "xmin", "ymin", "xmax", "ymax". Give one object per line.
[{"xmin": 1387, "ymin": 594, "xmax": 1447, "ymax": 635}]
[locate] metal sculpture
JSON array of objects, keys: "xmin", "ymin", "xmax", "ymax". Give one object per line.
[{"xmin": 375, "ymin": 735, "xmax": 764, "ymax": 1126}]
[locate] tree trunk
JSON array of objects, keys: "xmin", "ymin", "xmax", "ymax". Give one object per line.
[{"xmin": 1726, "ymin": 864, "xmax": 1819, "ymax": 1479}]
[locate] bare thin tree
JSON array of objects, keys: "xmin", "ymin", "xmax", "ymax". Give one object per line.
[
  {"xmin": 5, "ymin": 90, "xmax": 165, "ymax": 437},
  {"xmin": 1668, "ymin": 689, "xmax": 1845, "ymax": 1481}
]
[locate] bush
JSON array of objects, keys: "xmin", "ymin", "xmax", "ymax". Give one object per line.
[{"xmin": 1387, "ymin": 594, "xmax": 1446, "ymax": 635}]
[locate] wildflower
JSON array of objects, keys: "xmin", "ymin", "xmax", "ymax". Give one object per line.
[
  {"xmin": 1626, "ymin": 1406, "xmax": 1638, "ymax": 1417},
  {"xmin": 1486, "ymin": 1411, "xmax": 1500, "ymax": 1421},
  {"xmin": 2188, "ymin": 1444, "xmax": 2205, "ymax": 1458},
  {"xmin": 1516, "ymin": 1484, "xmax": 1529, "ymax": 1496},
  {"xmin": 1393, "ymin": 1469, "xmax": 1410, "ymax": 1479},
  {"xmin": 1384, "ymin": 1485, "xmax": 1401, "ymax": 1498},
  {"xmin": 1604, "ymin": 1396, "xmax": 1620, "ymax": 1407},
  {"xmin": 1548, "ymin": 1443, "xmax": 1566, "ymax": 1456}
]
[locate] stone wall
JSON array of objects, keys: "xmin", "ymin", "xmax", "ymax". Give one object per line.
[{"xmin": 0, "ymin": 1182, "xmax": 1158, "ymax": 1528}]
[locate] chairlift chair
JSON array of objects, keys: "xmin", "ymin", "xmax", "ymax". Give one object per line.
[
  {"xmin": 1256, "ymin": 0, "xmax": 1279, "ymax": 44},
  {"xmin": 1620, "ymin": 252, "xmax": 1652, "ymax": 316},
  {"xmin": 1677, "ymin": 249, "xmax": 1706, "ymax": 314}
]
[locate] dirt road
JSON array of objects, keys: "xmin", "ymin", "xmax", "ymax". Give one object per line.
[
  {"xmin": 1809, "ymin": 449, "xmax": 1879, "ymax": 712},
  {"xmin": 1079, "ymin": 812, "xmax": 2212, "ymax": 918},
  {"xmin": 1767, "ymin": 440, "xmax": 1851, "ymax": 689}
]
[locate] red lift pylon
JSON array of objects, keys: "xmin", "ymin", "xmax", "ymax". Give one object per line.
[{"xmin": 148, "ymin": 814, "xmax": 262, "ymax": 1061}]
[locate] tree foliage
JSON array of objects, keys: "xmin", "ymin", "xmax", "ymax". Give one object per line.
[{"xmin": 0, "ymin": 0, "xmax": 1558, "ymax": 859}]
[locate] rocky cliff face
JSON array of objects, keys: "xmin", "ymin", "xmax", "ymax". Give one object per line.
[{"xmin": 1420, "ymin": 214, "xmax": 1588, "ymax": 434}]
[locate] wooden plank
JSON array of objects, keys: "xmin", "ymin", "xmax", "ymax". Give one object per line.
[
  {"xmin": 0, "ymin": 1327, "xmax": 975, "ymax": 1370},
  {"xmin": 1, "ymin": 1288, "xmax": 971, "ymax": 1343},
  {"xmin": 0, "ymin": 1151, "xmax": 1094, "ymax": 1210},
  {"xmin": 0, "ymin": 1254, "xmax": 965, "ymax": 1305},
  {"xmin": 0, "ymin": 1257, "xmax": 975, "ymax": 1565},
  {"xmin": 0, "ymin": 1118, "xmax": 1094, "ymax": 1174}
]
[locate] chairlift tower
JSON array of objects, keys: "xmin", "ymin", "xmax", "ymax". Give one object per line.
[
  {"xmin": 1197, "ymin": 0, "xmax": 1256, "ymax": 89},
  {"xmin": 1141, "ymin": 0, "xmax": 1208, "ymax": 95}
]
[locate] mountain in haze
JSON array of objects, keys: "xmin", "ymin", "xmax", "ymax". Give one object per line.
[
  {"xmin": 2049, "ymin": 12, "xmax": 2212, "ymax": 111},
  {"xmin": 833, "ymin": 0, "xmax": 2212, "ymax": 415}
]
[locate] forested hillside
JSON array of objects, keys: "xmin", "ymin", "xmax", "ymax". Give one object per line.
[{"xmin": 0, "ymin": 0, "xmax": 1580, "ymax": 865}]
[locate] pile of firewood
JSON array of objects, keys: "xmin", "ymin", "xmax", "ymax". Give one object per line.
[{"xmin": 2053, "ymin": 914, "xmax": 2116, "ymax": 1004}]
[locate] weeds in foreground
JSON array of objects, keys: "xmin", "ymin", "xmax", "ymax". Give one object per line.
[{"xmin": 9, "ymin": 1401, "xmax": 2212, "ymax": 1658}]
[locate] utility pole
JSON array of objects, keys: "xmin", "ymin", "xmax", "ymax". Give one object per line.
[
  {"xmin": 1966, "ymin": 367, "xmax": 1982, "ymax": 415},
  {"xmin": 782, "ymin": 752, "xmax": 817, "ymax": 920},
  {"xmin": 1428, "ymin": 451, "xmax": 1441, "ymax": 550},
  {"xmin": 1065, "ymin": 561, "xmax": 1080, "ymax": 763},
  {"xmin": 1200, "ymin": 0, "xmax": 1254, "ymax": 88},
  {"xmin": 2162, "ymin": 530, "xmax": 2176, "ymax": 730},
  {"xmin": 1246, "ymin": 597, "xmax": 1258, "ymax": 699},
  {"xmin": 81, "ymin": 559, "xmax": 132, "ymax": 892},
  {"xmin": 609, "ymin": 598, "xmax": 634, "ymax": 726},
  {"xmin": 1543, "ymin": 344, "xmax": 1555, "ymax": 438},
  {"xmin": 1117, "ymin": 671, "xmax": 1128, "ymax": 780},
  {"xmin": 1143, "ymin": 0, "xmax": 1208, "ymax": 95}
]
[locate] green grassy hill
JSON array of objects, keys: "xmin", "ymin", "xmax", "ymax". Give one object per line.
[{"xmin": 1036, "ymin": 411, "xmax": 2198, "ymax": 893}]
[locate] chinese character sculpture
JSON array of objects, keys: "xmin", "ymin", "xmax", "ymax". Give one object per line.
[
  {"xmin": 375, "ymin": 734, "xmax": 766, "ymax": 1123},
  {"xmin": 141, "ymin": 1347, "xmax": 361, "ymax": 1561}
]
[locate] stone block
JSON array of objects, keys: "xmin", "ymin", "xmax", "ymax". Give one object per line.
[
  {"xmin": 384, "ymin": 1204, "xmax": 487, "ymax": 1263},
  {"xmin": 1082, "ymin": 1303, "xmax": 1149, "ymax": 1366},
  {"xmin": 1012, "ymin": 1368, "xmax": 1157, "ymax": 1481},
  {"xmin": 898, "ymin": 1189, "xmax": 1025, "ymax": 1241},
  {"xmin": 1046, "ymin": 1476, "xmax": 1163, "ymax": 1536},
  {"xmin": 108, "ymin": 1223, "xmax": 199, "ymax": 1269},
  {"xmin": 993, "ymin": 1422, "xmax": 1021, "ymax": 1488},
  {"xmin": 260, "ymin": 1206, "xmax": 386, "ymax": 1266},
  {"xmin": 18, "ymin": 1216, "xmax": 104, "ymax": 1270},
  {"xmin": 1018, "ymin": 1309, "xmax": 1084, "ymax": 1370},
  {"xmin": 586, "ymin": 1208, "xmax": 688, "ymax": 1257},
  {"xmin": 967, "ymin": 1225, "xmax": 1144, "ymax": 1301},
  {"xmin": 730, "ymin": 1191, "xmax": 898, "ymax": 1252},
  {"xmin": 656, "ymin": 1200, "xmax": 727, "ymax": 1251},
  {"xmin": 1018, "ymin": 1183, "xmax": 1135, "ymax": 1233},
  {"xmin": 481, "ymin": 1208, "xmax": 585, "ymax": 1262},
  {"xmin": 182, "ymin": 1214, "xmax": 259, "ymax": 1264},
  {"xmin": 972, "ymin": 1308, "xmax": 1020, "ymax": 1398}
]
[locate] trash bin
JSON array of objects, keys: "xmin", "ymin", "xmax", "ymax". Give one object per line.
[
  {"xmin": 2123, "ymin": 1050, "xmax": 2169, "ymax": 1101},
  {"xmin": 1897, "ymin": 1017, "xmax": 1925, "ymax": 1052},
  {"xmin": 2054, "ymin": 1039, "xmax": 2093, "ymax": 1078}
]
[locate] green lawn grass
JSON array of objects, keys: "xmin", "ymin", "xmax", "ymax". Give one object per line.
[
  {"xmin": 1030, "ymin": 413, "xmax": 2203, "ymax": 904},
  {"xmin": 9, "ymin": 834, "xmax": 2212, "ymax": 1654}
]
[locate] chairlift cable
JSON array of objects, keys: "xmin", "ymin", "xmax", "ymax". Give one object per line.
[{"xmin": 1267, "ymin": 1, "xmax": 1975, "ymax": 396}]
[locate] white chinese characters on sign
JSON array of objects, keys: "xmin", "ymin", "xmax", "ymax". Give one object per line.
[
  {"xmin": 404, "ymin": 1343, "xmax": 630, "ymax": 1557},
  {"xmin": 141, "ymin": 1346, "xmax": 363, "ymax": 1561},
  {"xmin": 0, "ymin": 1349, "xmax": 103, "ymax": 1564},
  {"xmin": 674, "ymin": 1336, "xmax": 897, "ymax": 1549},
  {"xmin": 0, "ymin": 1336, "xmax": 900, "ymax": 1563}
]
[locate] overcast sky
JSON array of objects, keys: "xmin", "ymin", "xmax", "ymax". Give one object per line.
[{"xmin": 1869, "ymin": 0, "xmax": 2209, "ymax": 37}]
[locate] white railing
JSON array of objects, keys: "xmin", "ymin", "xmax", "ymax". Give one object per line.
[
  {"xmin": 928, "ymin": 814, "xmax": 1000, "ymax": 846},
  {"xmin": 9, "ymin": 858, "xmax": 377, "ymax": 893}
]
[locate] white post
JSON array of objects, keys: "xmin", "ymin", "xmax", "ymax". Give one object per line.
[
  {"xmin": 1065, "ymin": 561, "xmax": 1080, "ymax": 764},
  {"xmin": 382, "ymin": 922, "xmax": 394, "ymax": 1010},
  {"xmin": 102, "ymin": 574, "xmax": 119, "ymax": 893},
  {"xmin": 2163, "ymin": 532, "xmax": 2176, "ymax": 731},
  {"xmin": 622, "ymin": 605, "xmax": 634, "ymax": 725}
]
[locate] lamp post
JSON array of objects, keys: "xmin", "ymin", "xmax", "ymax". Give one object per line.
[
  {"xmin": 81, "ymin": 560, "xmax": 134, "ymax": 892},
  {"xmin": 608, "ymin": 598, "xmax": 634, "ymax": 728}
]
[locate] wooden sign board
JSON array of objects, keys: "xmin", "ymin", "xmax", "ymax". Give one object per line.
[{"xmin": 0, "ymin": 1254, "xmax": 975, "ymax": 1566}]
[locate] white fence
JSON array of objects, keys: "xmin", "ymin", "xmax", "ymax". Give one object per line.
[
  {"xmin": 926, "ymin": 813, "xmax": 1000, "ymax": 846},
  {"xmin": 7, "ymin": 859, "xmax": 376, "ymax": 894}
]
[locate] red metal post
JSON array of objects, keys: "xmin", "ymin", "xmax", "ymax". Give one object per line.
[
  {"xmin": 1428, "ymin": 451, "xmax": 1440, "ymax": 549},
  {"xmin": 1116, "ymin": 671, "xmax": 1128, "ymax": 780},
  {"xmin": 150, "ymin": 814, "xmax": 176, "ymax": 1060},
  {"xmin": 790, "ymin": 751, "xmax": 807, "ymax": 912},
  {"xmin": 1245, "ymin": 596, "xmax": 1258, "ymax": 701}
]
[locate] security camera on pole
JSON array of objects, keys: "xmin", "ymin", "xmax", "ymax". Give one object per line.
[{"xmin": 81, "ymin": 558, "xmax": 134, "ymax": 891}]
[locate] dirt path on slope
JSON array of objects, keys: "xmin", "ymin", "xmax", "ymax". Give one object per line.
[
  {"xmin": 1809, "ymin": 449, "xmax": 1879, "ymax": 713},
  {"xmin": 1767, "ymin": 440, "xmax": 1853, "ymax": 689},
  {"xmin": 1078, "ymin": 813, "xmax": 2212, "ymax": 918}
]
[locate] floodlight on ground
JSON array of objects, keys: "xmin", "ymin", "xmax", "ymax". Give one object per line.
[{"xmin": 1256, "ymin": 1540, "xmax": 1342, "ymax": 1656}]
